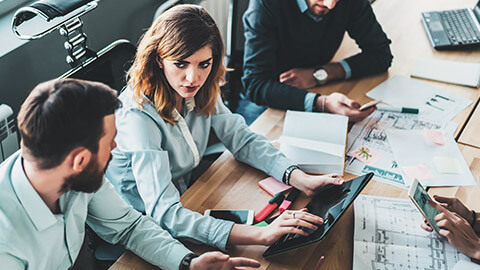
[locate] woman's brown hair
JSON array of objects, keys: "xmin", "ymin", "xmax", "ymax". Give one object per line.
[{"xmin": 127, "ymin": 4, "xmax": 225, "ymax": 124}]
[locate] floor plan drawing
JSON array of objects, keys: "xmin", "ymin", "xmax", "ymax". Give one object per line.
[
  {"xmin": 354, "ymin": 195, "xmax": 465, "ymax": 270},
  {"xmin": 346, "ymin": 110, "xmax": 447, "ymax": 188}
]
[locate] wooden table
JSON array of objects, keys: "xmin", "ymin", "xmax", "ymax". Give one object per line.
[
  {"xmin": 458, "ymin": 105, "xmax": 480, "ymax": 148},
  {"xmin": 110, "ymin": 0, "xmax": 480, "ymax": 269}
]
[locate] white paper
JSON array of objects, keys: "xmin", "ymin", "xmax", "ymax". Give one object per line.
[
  {"xmin": 366, "ymin": 75, "xmax": 472, "ymax": 121},
  {"xmin": 280, "ymin": 111, "xmax": 348, "ymax": 174},
  {"xmin": 452, "ymin": 259, "xmax": 480, "ymax": 270},
  {"xmin": 386, "ymin": 127, "xmax": 476, "ymax": 187},
  {"xmin": 354, "ymin": 195, "xmax": 467, "ymax": 270},
  {"xmin": 346, "ymin": 110, "xmax": 448, "ymax": 188},
  {"xmin": 278, "ymin": 135, "xmax": 344, "ymax": 157},
  {"xmin": 411, "ymin": 58, "xmax": 480, "ymax": 88}
]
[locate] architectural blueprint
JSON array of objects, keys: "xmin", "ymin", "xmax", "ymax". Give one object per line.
[
  {"xmin": 353, "ymin": 195, "xmax": 466, "ymax": 270},
  {"xmin": 345, "ymin": 110, "xmax": 448, "ymax": 188}
]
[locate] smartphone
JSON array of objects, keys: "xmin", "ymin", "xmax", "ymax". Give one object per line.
[
  {"xmin": 359, "ymin": 99, "xmax": 382, "ymax": 111},
  {"xmin": 204, "ymin": 209, "xmax": 254, "ymax": 225},
  {"xmin": 408, "ymin": 179, "xmax": 441, "ymax": 234}
]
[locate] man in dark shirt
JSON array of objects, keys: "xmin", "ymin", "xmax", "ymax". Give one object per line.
[{"xmin": 241, "ymin": 0, "xmax": 393, "ymax": 121}]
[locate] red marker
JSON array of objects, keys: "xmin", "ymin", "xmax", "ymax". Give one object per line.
[
  {"xmin": 254, "ymin": 192, "xmax": 285, "ymax": 223},
  {"xmin": 279, "ymin": 188, "xmax": 300, "ymax": 213},
  {"xmin": 314, "ymin": 256, "xmax": 325, "ymax": 270}
]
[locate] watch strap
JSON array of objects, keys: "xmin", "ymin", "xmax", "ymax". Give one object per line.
[{"xmin": 179, "ymin": 253, "xmax": 198, "ymax": 270}]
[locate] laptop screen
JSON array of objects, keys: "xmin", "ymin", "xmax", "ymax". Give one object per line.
[{"xmin": 474, "ymin": 0, "xmax": 480, "ymax": 22}]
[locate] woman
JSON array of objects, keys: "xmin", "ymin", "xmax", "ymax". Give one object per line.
[{"xmin": 106, "ymin": 4, "xmax": 344, "ymax": 250}]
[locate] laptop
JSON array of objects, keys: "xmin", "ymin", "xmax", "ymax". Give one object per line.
[
  {"xmin": 262, "ymin": 172, "xmax": 374, "ymax": 257},
  {"xmin": 422, "ymin": 1, "xmax": 480, "ymax": 49}
]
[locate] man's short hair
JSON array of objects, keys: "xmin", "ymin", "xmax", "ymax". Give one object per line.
[{"xmin": 17, "ymin": 79, "xmax": 122, "ymax": 169}]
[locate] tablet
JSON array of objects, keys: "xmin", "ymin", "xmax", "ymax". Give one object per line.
[{"xmin": 263, "ymin": 173, "xmax": 374, "ymax": 257}]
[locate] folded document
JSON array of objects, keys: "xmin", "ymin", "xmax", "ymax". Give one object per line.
[{"xmin": 279, "ymin": 111, "xmax": 348, "ymax": 175}]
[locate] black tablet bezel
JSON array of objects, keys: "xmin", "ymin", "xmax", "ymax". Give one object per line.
[{"xmin": 263, "ymin": 172, "xmax": 374, "ymax": 257}]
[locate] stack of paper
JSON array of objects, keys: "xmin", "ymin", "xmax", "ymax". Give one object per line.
[
  {"xmin": 279, "ymin": 111, "xmax": 348, "ymax": 175},
  {"xmin": 411, "ymin": 58, "xmax": 480, "ymax": 88}
]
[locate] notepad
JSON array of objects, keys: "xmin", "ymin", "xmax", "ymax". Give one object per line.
[
  {"xmin": 411, "ymin": 58, "xmax": 480, "ymax": 88},
  {"xmin": 279, "ymin": 111, "xmax": 348, "ymax": 175}
]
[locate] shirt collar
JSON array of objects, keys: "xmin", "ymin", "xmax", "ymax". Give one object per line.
[
  {"xmin": 297, "ymin": 0, "xmax": 324, "ymax": 22},
  {"xmin": 11, "ymin": 154, "xmax": 58, "ymax": 232}
]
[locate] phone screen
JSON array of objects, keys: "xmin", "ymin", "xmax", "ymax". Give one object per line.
[
  {"xmin": 412, "ymin": 182, "xmax": 441, "ymax": 233},
  {"xmin": 209, "ymin": 210, "xmax": 250, "ymax": 224}
]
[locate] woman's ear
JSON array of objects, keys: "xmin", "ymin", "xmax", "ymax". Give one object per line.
[{"xmin": 156, "ymin": 56, "xmax": 163, "ymax": 69}]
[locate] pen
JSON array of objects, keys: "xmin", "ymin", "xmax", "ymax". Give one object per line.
[
  {"xmin": 314, "ymin": 256, "xmax": 325, "ymax": 270},
  {"xmin": 377, "ymin": 104, "xmax": 419, "ymax": 114},
  {"xmin": 254, "ymin": 192, "xmax": 285, "ymax": 223},
  {"xmin": 279, "ymin": 188, "xmax": 300, "ymax": 213}
]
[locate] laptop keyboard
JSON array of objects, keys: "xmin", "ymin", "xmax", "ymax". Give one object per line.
[{"xmin": 439, "ymin": 9, "xmax": 480, "ymax": 45}]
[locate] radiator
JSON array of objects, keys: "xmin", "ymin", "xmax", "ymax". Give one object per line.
[{"xmin": 0, "ymin": 104, "xmax": 19, "ymax": 162}]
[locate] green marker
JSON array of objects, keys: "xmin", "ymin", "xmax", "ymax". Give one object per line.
[{"xmin": 377, "ymin": 104, "xmax": 419, "ymax": 114}]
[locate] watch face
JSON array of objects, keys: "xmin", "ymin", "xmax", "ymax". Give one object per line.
[{"xmin": 314, "ymin": 69, "xmax": 328, "ymax": 82}]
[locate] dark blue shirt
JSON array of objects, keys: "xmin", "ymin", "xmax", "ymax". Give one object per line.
[{"xmin": 242, "ymin": 0, "xmax": 393, "ymax": 110}]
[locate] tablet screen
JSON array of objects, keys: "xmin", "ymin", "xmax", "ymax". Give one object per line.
[{"xmin": 263, "ymin": 173, "xmax": 373, "ymax": 257}]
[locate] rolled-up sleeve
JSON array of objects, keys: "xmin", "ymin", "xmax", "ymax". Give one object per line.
[
  {"xmin": 116, "ymin": 109, "xmax": 234, "ymax": 250},
  {"xmin": 86, "ymin": 180, "xmax": 191, "ymax": 270}
]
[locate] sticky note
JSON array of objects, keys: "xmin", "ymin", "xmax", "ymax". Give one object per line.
[
  {"xmin": 433, "ymin": 156, "xmax": 463, "ymax": 174},
  {"xmin": 349, "ymin": 145, "xmax": 383, "ymax": 165},
  {"xmin": 401, "ymin": 163, "xmax": 435, "ymax": 181},
  {"xmin": 424, "ymin": 129, "xmax": 446, "ymax": 145},
  {"xmin": 258, "ymin": 177, "xmax": 292, "ymax": 196}
]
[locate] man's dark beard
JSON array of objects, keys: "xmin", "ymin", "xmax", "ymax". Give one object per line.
[{"xmin": 61, "ymin": 155, "xmax": 109, "ymax": 193}]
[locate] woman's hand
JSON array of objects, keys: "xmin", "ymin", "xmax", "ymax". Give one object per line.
[
  {"xmin": 289, "ymin": 170, "xmax": 344, "ymax": 197},
  {"xmin": 258, "ymin": 208, "xmax": 323, "ymax": 245},
  {"xmin": 422, "ymin": 199, "xmax": 480, "ymax": 260}
]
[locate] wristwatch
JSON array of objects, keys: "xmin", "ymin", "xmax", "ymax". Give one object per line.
[
  {"xmin": 179, "ymin": 253, "xmax": 198, "ymax": 270},
  {"xmin": 313, "ymin": 68, "xmax": 328, "ymax": 85}
]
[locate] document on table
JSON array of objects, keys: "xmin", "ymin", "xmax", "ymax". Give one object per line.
[
  {"xmin": 279, "ymin": 111, "xmax": 348, "ymax": 175},
  {"xmin": 411, "ymin": 58, "xmax": 480, "ymax": 88},
  {"xmin": 354, "ymin": 195, "xmax": 468, "ymax": 270},
  {"xmin": 345, "ymin": 110, "xmax": 447, "ymax": 188},
  {"xmin": 385, "ymin": 125, "xmax": 476, "ymax": 187},
  {"xmin": 366, "ymin": 75, "xmax": 472, "ymax": 122}
]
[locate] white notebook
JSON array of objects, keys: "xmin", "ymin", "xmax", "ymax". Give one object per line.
[
  {"xmin": 411, "ymin": 58, "xmax": 480, "ymax": 88},
  {"xmin": 279, "ymin": 111, "xmax": 348, "ymax": 175}
]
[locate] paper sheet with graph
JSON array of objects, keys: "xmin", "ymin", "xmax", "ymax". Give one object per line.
[{"xmin": 353, "ymin": 195, "xmax": 468, "ymax": 270}]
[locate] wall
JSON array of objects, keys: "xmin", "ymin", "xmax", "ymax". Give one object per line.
[{"xmin": 0, "ymin": 0, "xmax": 160, "ymax": 116}]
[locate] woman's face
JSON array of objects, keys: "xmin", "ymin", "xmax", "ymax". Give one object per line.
[{"xmin": 159, "ymin": 46, "xmax": 213, "ymax": 99}]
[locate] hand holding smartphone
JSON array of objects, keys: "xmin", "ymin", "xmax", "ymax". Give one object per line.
[
  {"xmin": 359, "ymin": 99, "xmax": 382, "ymax": 111},
  {"xmin": 204, "ymin": 209, "xmax": 254, "ymax": 225},
  {"xmin": 408, "ymin": 179, "xmax": 441, "ymax": 234}
]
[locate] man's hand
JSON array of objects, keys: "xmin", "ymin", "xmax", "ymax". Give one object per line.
[
  {"xmin": 279, "ymin": 68, "xmax": 317, "ymax": 89},
  {"xmin": 289, "ymin": 170, "xmax": 344, "ymax": 197},
  {"xmin": 190, "ymin": 251, "xmax": 260, "ymax": 270},
  {"xmin": 424, "ymin": 199, "xmax": 480, "ymax": 260},
  {"xmin": 316, "ymin": 93, "xmax": 376, "ymax": 122},
  {"xmin": 258, "ymin": 208, "xmax": 323, "ymax": 245}
]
